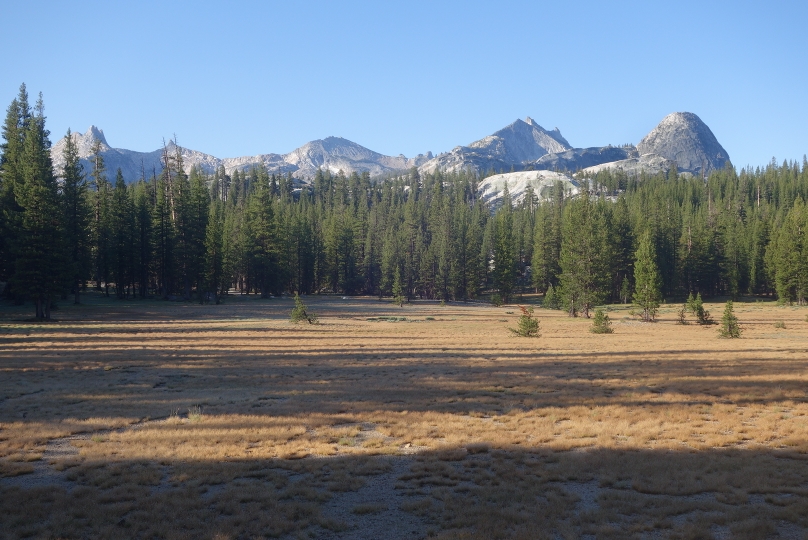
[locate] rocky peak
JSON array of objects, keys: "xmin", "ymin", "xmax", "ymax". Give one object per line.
[
  {"xmin": 86, "ymin": 125, "xmax": 108, "ymax": 146},
  {"xmin": 637, "ymin": 112, "xmax": 730, "ymax": 175}
]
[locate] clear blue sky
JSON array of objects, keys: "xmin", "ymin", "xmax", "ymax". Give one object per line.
[{"xmin": 3, "ymin": 0, "xmax": 806, "ymax": 169}]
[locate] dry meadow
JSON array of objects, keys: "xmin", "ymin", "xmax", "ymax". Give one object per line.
[{"xmin": 1, "ymin": 294, "xmax": 807, "ymax": 539}]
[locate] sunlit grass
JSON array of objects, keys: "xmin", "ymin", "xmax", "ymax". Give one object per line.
[{"xmin": 1, "ymin": 295, "xmax": 807, "ymax": 537}]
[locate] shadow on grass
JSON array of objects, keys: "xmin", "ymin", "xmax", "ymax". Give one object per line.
[{"xmin": 1, "ymin": 444, "xmax": 807, "ymax": 539}]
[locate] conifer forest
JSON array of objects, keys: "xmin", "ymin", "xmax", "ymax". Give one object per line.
[{"xmin": 2, "ymin": 85, "xmax": 808, "ymax": 320}]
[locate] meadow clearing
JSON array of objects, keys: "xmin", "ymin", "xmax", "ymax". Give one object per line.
[{"xmin": 1, "ymin": 294, "xmax": 807, "ymax": 539}]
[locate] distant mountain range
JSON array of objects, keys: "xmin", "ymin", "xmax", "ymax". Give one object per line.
[{"xmin": 51, "ymin": 112, "xmax": 730, "ymax": 184}]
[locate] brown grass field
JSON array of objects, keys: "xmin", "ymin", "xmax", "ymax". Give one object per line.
[{"xmin": 1, "ymin": 294, "xmax": 807, "ymax": 539}]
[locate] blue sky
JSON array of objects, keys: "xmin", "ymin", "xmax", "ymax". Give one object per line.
[{"xmin": 3, "ymin": 0, "xmax": 806, "ymax": 169}]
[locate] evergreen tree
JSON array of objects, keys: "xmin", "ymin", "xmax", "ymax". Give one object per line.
[
  {"xmin": 509, "ymin": 305, "xmax": 540, "ymax": 337},
  {"xmin": 0, "ymin": 84, "xmax": 31, "ymax": 288},
  {"xmin": 110, "ymin": 169, "xmax": 134, "ymax": 298},
  {"xmin": 60, "ymin": 129, "xmax": 91, "ymax": 304},
  {"xmin": 290, "ymin": 293, "xmax": 317, "ymax": 324},
  {"xmin": 12, "ymin": 94, "xmax": 64, "ymax": 319},
  {"xmin": 542, "ymin": 283, "xmax": 560, "ymax": 309},
  {"xmin": 767, "ymin": 199, "xmax": 807, "ymax": 304},
  {"xmin": 132, "ymin": 181, "xmax": 153, "ymax": 298},
  {"xmin": 718, "ymin": 300, "xmax": 741, "ymax": 338},
  {"xmin": 392, "ymin": 266, "xmax": 404, "ymax": 306},
  {"xmin": 493, "ymin": 188, "xmax": 517, "ymax": 303},
  {"xmin": 590, "ymin": 308, "xmax": 614, "ymax": 334},
  {"xmin": 89, "ymin": 139, "xmax": 112, "ymax": 295},
  {"xmin": 558, "ymin": 188, "xmax": 609, "ymax": 317},
  {"xmin": 632, "ymin": 230, "xmax": 662, "ymax": 321},
  {"xmin": 245, "ymin": 179, "xmax": 279, "ymax": 298},
  {"xmin": 204, "ymin": 198, "xmax": 225, "ymax": 303}
]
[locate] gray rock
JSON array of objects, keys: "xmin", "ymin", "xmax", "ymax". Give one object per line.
[
  {"xmin": 51, "ymin": 129, "xmax": 430, "ymax": 183},
  {"xmin": 533, "ymin": 145, "xmax": 638, "ymax": 172},
  {"xmin": 419, "ymin": 117, "xmax": 572, "ymax": 175},
  {"xmin": 637, "ymin": 112, "xmax": 730, "ymax": 175},
  {"xmin": 581, "ymin": 153, "xmax": 677, "ymax": 177}
]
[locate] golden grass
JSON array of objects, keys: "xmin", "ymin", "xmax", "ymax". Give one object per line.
[{"xmin": 1, "ymin": 295, "xmax": 807, "ymax": 538}]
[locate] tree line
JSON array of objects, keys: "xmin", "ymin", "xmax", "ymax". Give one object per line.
[{"xmin": 1, "ymin": 84, "xmax": 807, "ymax": 320}]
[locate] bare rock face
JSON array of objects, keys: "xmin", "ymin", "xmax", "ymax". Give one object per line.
[
  {"xmin": 419, "ymin": 118, "xmax": 572, "ymax": 175},
  {"xmin": 581, "ymin": 153, "xmax": 677, "ymax": 177},
  {"xmin": 50, "ymin": 111, "xmax": 731, "ymax": 184},
  {"xmin": 477, "ymin": 170, "xmax": 579, "ymax": 209},
  {"xmin": 533, "ymin": 145, "xmax": 638, "ymax": 172},
  {"xmin": 637, "ymin": 112, "xmax": 730, "ymax": 175},
  {"xmin": 51, "ymin": 129, "xmax": 430, "ymax": 183},
  {"xmin": 282, "ymin": 137, "xmax": 429, "ymax": 178}
]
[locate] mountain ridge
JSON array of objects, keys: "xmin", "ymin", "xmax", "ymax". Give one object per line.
[{"xmin": 50, "ymin": 112, "xmax": 730, "ymax": 183}]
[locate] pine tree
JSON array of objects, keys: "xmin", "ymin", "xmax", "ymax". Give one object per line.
[
  {"xmin": 60, "ymin": 129, "xmax": 91, "ymax": 304},
  {"xmin": 204, "ymin": 199, "xmax": 225, "ymax": 303},
  {"xmin": 558, "ymin": 189, "xmax": 609, "ymax": 317},
  {"xmin": 0, "ymin": 84, "xmax": 31, "ymax": 289},
  {"xmin": 632, "ymin": 230, "xmax": 661, "ymax": 321},
  {"xmin": 718, "ymin": 300, "xmax": 741, "ymax": 338},
  {"xmin": 12, "ymin": 94, "xmax": 64, "ymax": 319},
  {"xmin": 493, "ymin": 189, "xmax": 517, "ymax": 303},
  {"xmin": 132, "ymin": 181, "xmax": 153, "ymax": 298},
  {"xmin": 590, "ymin": 308, "xmax": 614, "ymax": 334},
  {"xmin": 619, "ymin": 275, "xmax": 631, "ymax": 304},
  {"xmin": 290, "ymin": 293, "xmax": 317, "ymax": 324},
  {"xmin": 392, "ymin": 266, "xmax": 404, "ymax": 306},
  {"xmin": 542, "ymin": 283, "xmax": 560, "ymax": 309},
  {"xmin": 89, "ymin": 139, "xmax": 112, "ymax": 295},
  {"xmin": 509, "ymin": 305, "xmax": 540, "ymax": 337},
  {"xmin": 246, "ymin": 180, "xmax": 279, "ymax": 298},
  {"xmin": 110, "ymin": 169, "xmax": 134, "ymax": 298}
]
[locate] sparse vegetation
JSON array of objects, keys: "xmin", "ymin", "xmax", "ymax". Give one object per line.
[
  {"xmin": 686, "ymin": 292, "xmax": 713, "ymax": 325},
  {"xmin": 1, "ymin": 295, "xmax": 808, "ymax": 538},
  {"xmin": 290, "ymin": 293, "xmax": 318, "ymax": 324},
  {"xmin": 508, "ymin": 305, "xmax": 540, "ymax": 337},
  {"xmin": 590, "ymin": 308, "xmax": 614, "ymax": 333},
  {"xmin": 774, "ymin": 320, "xmax": 786, "ymax": 329},
  {"xmin": 718, "ymin": 300, "xmax": 741, "ymax": 338}
]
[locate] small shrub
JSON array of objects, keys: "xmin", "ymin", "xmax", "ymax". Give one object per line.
[
  {"xmin": 590, "ymin": 309, "xmax": 614, "ymax": 334},
  {"xmin": 509, "ymin": 305, "xmax": 540, "ymax": 337},
  {"xmin": 491, "ymin": 294, "xmax": 503, "ymax": 307},
  {"xmin": 439, "ymin": 300, "xmax": 446, "ymax": 307},
  {"xmin": 677, "ymin": 304, "xmax": 688, "ymax": 325},
  {"xmin": 188, "ymin": 405, "xmax": 203, "ymax": 422},
  {"xmin": 718, "ymin": 300, "xmax": 741, "ymax": 338},
  {"xmin": 290, "ymin": 293, "xmax": 318, "ymax": 324},
  {"xmin": 774, "ymin": 320, "xmax": 786, "ymax": 329},
  {"xmin": 687, "ymin": 292, "xmax": 712, "ymax": 325}
]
